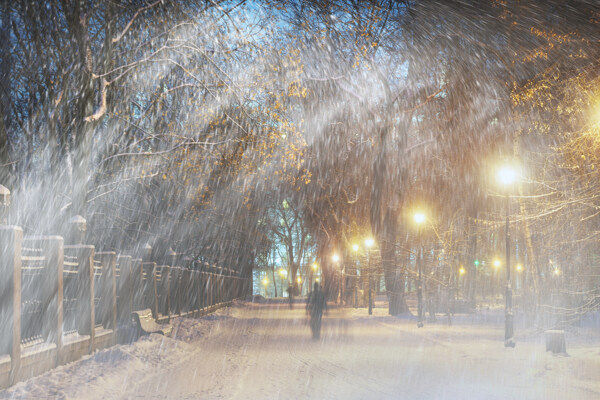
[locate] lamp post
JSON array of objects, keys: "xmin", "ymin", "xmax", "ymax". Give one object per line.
[
  {"xmin": 352, "ymin": 244, "xmax": 359, "ymax": 308},
  {"xmin": 332, "ymin": 253, "xmax": 341, "ymax": 304},
  {"xmin": 498, "ymin": 165, "xmax": 517, "ymax": 348},
  {"xmin": 414, "ymin": 213, "xmax": 426, "ymax": 328},
  {"xmin": 365, "ymin": 238, "xmax": 374, "ymax": 315},
  {"xmin": 311, "ymin": 262, "xmax": 318, "ymax": 290}
]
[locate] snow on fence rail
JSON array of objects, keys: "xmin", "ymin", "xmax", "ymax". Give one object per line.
[{"xmin": 0, "ymin": 225, "xmax": 251, "ymax": 389}]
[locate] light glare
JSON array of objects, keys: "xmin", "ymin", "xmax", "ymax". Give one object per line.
[
  {"xmin": 498, "ymin": 166, "xmax": 517, "ymax": 185},
  {"xmin": 414, "ymin": 213, "xmax": 426, "ymax": 224}
]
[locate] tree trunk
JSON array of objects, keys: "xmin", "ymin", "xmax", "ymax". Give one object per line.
[
  {"xmin": 271, "ymin": 268, "xmax": 278, "ymax": 297},
  {"xmin": 382, "ymin": 208, "xmax": 408, "ymax": 315},
  {"xmin": 0, "ymin": 2, "xmax": 12, "ymax": 185}
]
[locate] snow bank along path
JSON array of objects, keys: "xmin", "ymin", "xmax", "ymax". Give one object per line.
[{"xmin": 1, "ymin": 301, "xmax": 600, "ymax": 399}]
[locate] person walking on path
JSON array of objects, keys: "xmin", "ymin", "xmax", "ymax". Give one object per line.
[
  {"xmin": 306, "ymin": 282, "xmax": 327, "ymax": 339},
  {"xmin": 286, "ymin": 283, "xmax": 294, "ymax": 309}
]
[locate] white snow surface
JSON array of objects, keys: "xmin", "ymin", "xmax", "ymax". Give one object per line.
[{"xmin": 1, "ymin": 301, "xmax": 600, "ymax": 399}]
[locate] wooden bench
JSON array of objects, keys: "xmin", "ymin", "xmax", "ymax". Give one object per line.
[{"xmin": 132, "ymin": 309, "xmax": 172, "ymax": 336}]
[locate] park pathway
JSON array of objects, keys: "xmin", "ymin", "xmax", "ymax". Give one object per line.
[{"xmin": 2, "ymin": 301, "xmax": 600, "ymax": 399}]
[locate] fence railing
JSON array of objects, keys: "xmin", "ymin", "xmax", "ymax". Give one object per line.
[{"xmin": 0, "ymin": 225, "xmax": 251, "ymax": 388}]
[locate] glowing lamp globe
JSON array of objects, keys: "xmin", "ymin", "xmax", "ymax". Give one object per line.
[
  {"xmin": 498, "ymin": 167, "xmax": 517, "ymax": 185},
  {"xmin": 414, "ymin": 213, "xmax": 426, "ymax": 224}
]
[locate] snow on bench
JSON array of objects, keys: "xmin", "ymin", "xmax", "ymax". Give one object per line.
[{"xmin": 132, "ymin": 309, "xmax": 172, "ymax": 336}]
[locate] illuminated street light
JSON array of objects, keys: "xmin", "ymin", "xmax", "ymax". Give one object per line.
[
  {"xmin": 351, "ymin": 244, "xmax": 360, "ymax": 308},
  {"xmin": 312, "ymin": 262, "xmax": 318, "ymax": 271},
  {"xmin": 279, "ymin": 269, "xmax": 288, "ymax": 277},
  {"xmin": 516, "ymin": 264, "xmax": 523, "ymax": 272},
  {"xmin": 414, "ymin": 213, "xmax": 426, "ymax": 224},
  {"xmin": 459, "ymin": 266, "xmax": 466, "ymax": 275},
  {"xmin": 414, "ymin": 212, "xmax": 426, "ymax": 328},
  {"xmin": 494, "ymin": 259, "xmax": 501, "ymax": 268},
  {"xmin": 364, "ymin": 238, "xmax": 374, "ymax": 315},
  {"xmin": 262, "ymin": 278, "xmax": 268, "ymax": 286},
  {"xmin": 297, "ymin": 276, "xmax": 302, "ymax": 283},
  {"xmin": 497, "ymin": 166, "xmax": 517, "ymax": 186},
  {"xmin": 497, "ymin": 163, "xmax": 518, "ymax": 348},
  {"xmin": 332, "ymin": 253, "xmax": 343, "ymax": 304}
]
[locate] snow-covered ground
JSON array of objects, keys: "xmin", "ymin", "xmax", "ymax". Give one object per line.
[{"xmin": 1, "ymin": 301, "xmax": 600, "ymax": 399}]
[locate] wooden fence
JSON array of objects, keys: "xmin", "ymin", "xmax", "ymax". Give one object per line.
[{"xmin": 0, "ymin": 225, "xmax": 250, "ymax": 388}]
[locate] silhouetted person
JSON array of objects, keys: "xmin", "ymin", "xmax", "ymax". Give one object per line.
[
  {"xmin": 306, "ymin": 282, "xmax": 327, "ymax": 339},
  {"xmin": 287, "ymin": 284, "xmax": 294, "ymax": 309}
]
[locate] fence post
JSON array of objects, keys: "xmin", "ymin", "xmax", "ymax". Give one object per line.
[
  {"xmin": 71, "ymin": 245, "xmax": 95, "ymax": 352},
  {"xmin": 116, "ymin": 255, "xmax": 132, "ymax": 326},
  {"xmin": 131, "ymin": 259, "xmax": 142, "ymax": 311},
  {"xmin": 196, "ymin": 268, "xmax": 202, "ymax": 316},
  {"xmin": 0, "ymin": 185, "xmax": 10, "ymax": 224},
  {"xmin": 96, "ymin": 252, "xmax": 117, "ymax": 332},
  {"xmin": 157, "ymin": 265, "xmax": 170, "ymax": 321},
  {"xmin": 0, "ymin": 226, "xmax": 22, "ymax": 386},
  {"xmin": 170, "ymin": 266, "xmax": 180, "ymax": 315},
  {"xmin": 41, "ymin": 237, "xmax": 64, "ymax": 365},
  {"xmin": 141, "ymin": 262, "xmax": 159, "ymax": 319}
]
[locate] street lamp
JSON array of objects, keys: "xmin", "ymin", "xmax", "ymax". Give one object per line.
[
  {"xmin": 414, "ymin": 213, "xmax": 426, "ymax": 328},
  {"xmin": 497, "ymin": 164, "xmax": 517, "ymax": 348},
  {"xmin": 365, "ymin": 238, "xmax": 375, "ymax": 315},
  {"xmin": 352, "ymin": 244, "xmax": 359, "ymax": 308},
  {"xmin": 332, "ymin": 253, "xmax": 342, "ymax": 304}
]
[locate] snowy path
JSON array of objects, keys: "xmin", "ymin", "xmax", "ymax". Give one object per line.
[{"xmin": 2, "ymin": 301, "xmax": 600, "ymax": 399}]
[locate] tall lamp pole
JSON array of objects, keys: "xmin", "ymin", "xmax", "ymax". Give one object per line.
[
  {"xmin": 498, "ymin": 166, "xmax": 517, "ymax": 348},
  {"xmin": 332, "ymin": 253, "xmax": 341, "ymax": 304},
  {"xmin": 414, "ymin": 213, "xmax": 426, "ymax": 328},
  {"xmin": 365, "ymin": 238, "xmax": 374, "ymax": 315},
  {"xmin": 352, "ymin": 244, "xmax": 359, "ymax": 308}
]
